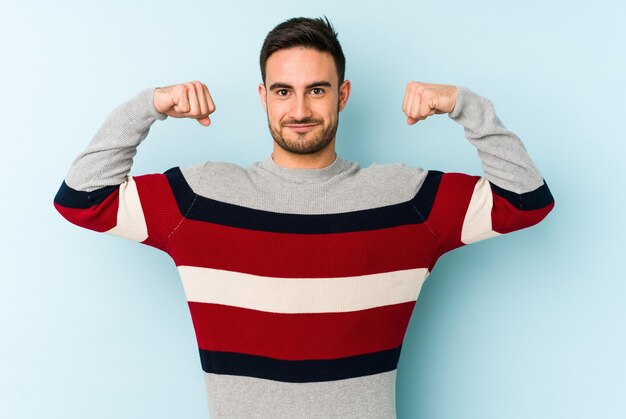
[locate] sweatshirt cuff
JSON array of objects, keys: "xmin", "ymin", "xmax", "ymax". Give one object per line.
[
  {"xmin": 447, "ymin": 85, "xmax": 498, "ymax": 133},
  {"xmin": 448, "ymin": 85, "xmax": 472, "ymax": 120},
  {"xmin": 133, "ymin": 87, "xmax": 168, "ymax": 122}
]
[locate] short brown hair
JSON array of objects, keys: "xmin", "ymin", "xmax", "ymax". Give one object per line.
[{"xmin": 259, "ymin": 16, "xmax": 346, "ymax": 85}]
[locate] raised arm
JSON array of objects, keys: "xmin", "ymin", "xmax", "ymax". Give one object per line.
[
  {"xmin": 403, "ymin": 82, "xmax": 554, "ymax": 255},
  {"xmin": 54, "ymin": 81, "xmax": 215, "ymax": 250}
]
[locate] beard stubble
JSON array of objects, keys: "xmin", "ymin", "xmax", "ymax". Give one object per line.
[{"xmin": 268, "ymin": 109, "xmax": 339, "ymax": 155}]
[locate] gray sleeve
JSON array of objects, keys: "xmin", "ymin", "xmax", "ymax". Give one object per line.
[
  {"xmin": 64, "ymin": 87, "xmax": 168, "ymax": 192},
  {"xmin": 448, "ymin": 86, "xmax": 545, "ymax": 194}
]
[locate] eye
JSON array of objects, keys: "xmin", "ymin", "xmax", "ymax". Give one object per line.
[
  {"xmin": 310, "ymin": 87, "xmax": 325, "ymax": 96},
  {"xmin": 276, "ymin": 89, "xmax": 290, "ymax": 97}
]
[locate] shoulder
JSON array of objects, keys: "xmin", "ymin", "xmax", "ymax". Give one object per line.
[
  {"xmin": 173, "ymin": 161, "xmax": 256, "ymax": 201},
  {"xmin": 359, "ymin": 161, "xmax": 428, "ymax": 186},
  {"xmin": 335, "ymin": 161, "xmax": 430, "ymax": 204}
]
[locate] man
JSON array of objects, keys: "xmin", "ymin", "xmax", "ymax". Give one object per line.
[{"xmin": 54, "ymin": 16, "xmax": 554, "ymax": 419}]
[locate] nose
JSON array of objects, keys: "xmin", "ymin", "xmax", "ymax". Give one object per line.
[{"xmin": 289, "ymin": 94, "xmax": 312, "ymax": 121}]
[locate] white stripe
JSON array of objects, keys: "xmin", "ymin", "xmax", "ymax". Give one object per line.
[
  {"xmin": 105, "ymin": 177, "xmax": 148, "ymax": 242},
  {"xmin": 178, "ymin": 266, "xmax": 429, "ymax": 313},
  {"xmin": 461, "ymin": 178, "xmax": 501, "ymax": 244}
]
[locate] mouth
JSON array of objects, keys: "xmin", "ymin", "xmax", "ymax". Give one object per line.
[{"xmin": 284, "ymin": 123, "xmax": 319, "ymax": 133}]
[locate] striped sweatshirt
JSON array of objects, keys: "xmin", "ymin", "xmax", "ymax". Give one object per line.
[{"xmin": 54, "ymin": 86, "xmax": 554, "ymax": 419}]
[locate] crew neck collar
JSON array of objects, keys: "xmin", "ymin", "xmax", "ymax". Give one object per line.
[{"xmin": 257, "ymin": 154, "xmax": 347, "ymax": 183}]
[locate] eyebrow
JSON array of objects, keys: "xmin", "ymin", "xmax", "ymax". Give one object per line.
[{"xmin": 268, "ymin": 81, "xmax": 333, "ymax": 90}]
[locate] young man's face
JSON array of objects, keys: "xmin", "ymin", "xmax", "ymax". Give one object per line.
[{"xmin": 259, "ymin": 47, "xmax": 351, "ymax": 156}]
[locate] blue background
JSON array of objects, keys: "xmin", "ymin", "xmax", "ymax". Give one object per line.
[{"xmin": 1, "ymin": 1, "xmax": 624, "ymax": 418}]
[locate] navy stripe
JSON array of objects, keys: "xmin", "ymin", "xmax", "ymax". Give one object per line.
[
  {"xmin": 165, "ymin": 168, "xmax": 442, "ymax": 234},
  {"xmin": 54, "ymin": 181, "xmax": 118, "ymax": 209},
  {"xmin": 164, "ymin": 167, "xmax": 197, "ymax": 216},
  {"xmin": 411, "ymin": 170, "xmax": 443, "ymax": 220},
  {"xmin": 199, "ymin": 346, "xmax": 402, "ymax": 383},
  {"xmin": 490, "ymin": 180, "xmax": 554, "ymax": 210}
]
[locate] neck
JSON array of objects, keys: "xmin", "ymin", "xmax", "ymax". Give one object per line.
[{"xmin": 271, "ymin": 140, "xmax": 337, "ymax": 169}]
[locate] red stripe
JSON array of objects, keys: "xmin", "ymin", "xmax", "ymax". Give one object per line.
[
  {"xmin": 426, "ymin": 173, "xmax": 478, "ymax": 253},
  {"xmin": 188, "ymin": 301, "xmax": 416, "ymax": 360},
  {"xmin": 426, "ymin": 173, "xmax": 554, "ymax": 253},
  {"xmin": 168, "ymin": 221, "xmax": 439, "ymax": 277},
  {"xmin": 133, "ymin": 174, "xmax": 185, "ymax": 250},
  {"xmin": 54, "ymin": 189, "xmax": 119, "ymax": 232},
  {"xmin": 492, "ymin": 194, "xmax": 555, "ymax": 234}
]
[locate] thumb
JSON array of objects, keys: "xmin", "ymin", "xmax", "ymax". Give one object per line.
[
  {"xmin": 196, "ymin": 116, "xmax": 211, "ymax": 127},
  {"xmin": 407, "ymin": 117, "xmax": 418, "ymax": 125}
]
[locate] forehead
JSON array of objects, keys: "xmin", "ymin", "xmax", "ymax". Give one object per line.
[{"xmin": 265, "ymin": 47, "xmax": 338, "ymax": 86}]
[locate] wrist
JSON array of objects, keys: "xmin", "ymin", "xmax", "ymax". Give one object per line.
[
  {"xmin": 152, "ymin": 87, "xmax": 168, "ymax": 116},
  {"xmin": 148, "ymin": 88, "xmax": 168, "ymax": 120},
  {"xmin": 448, "ymin": 86, "xmax": 458, "ymax": 114}
]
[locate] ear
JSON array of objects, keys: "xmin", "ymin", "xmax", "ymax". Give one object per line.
[
  {"xmin": 258, "ymin": 83, "xmax": 267, "ymax": 112},
  {"xmin": 338, "ymin": 80, "xmax": 351, "ymax": 112}
]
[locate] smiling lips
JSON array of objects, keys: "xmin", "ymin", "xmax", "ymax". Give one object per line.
[
  {"xmin": 282, "ymin": 118, "xmax": 323, "ymax": 133},
  {"xmin": 285, "ymin": 123, "xmax": 319, "ymax": 133}
]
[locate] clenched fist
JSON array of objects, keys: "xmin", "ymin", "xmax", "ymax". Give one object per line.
[
  {"xmin": 154, "ymin": 80, "xmax": 216, "ymax": 126},
  {"xmin": 402, "ymin": 82, "xmax": 457, "ymax": 125}
]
